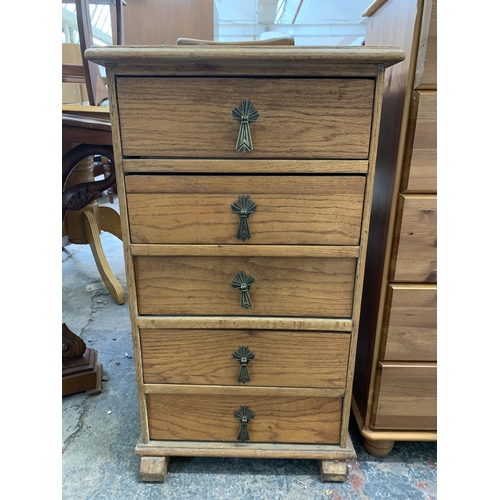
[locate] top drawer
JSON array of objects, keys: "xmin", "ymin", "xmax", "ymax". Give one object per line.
[{"xmin": 116, "ymin": 77, "xmax": 375, "ymax": 159}]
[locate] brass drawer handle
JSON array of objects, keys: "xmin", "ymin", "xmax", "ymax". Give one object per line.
[
  {"xmin": 231, "ymin": 271, "xmax": 254, "ymax": 309},
  {"xmin": 232, "ymin": 99, "xmax": 259, "ymax": 152},
  {"xmin": 231, "ymin": 195, "xmax": 257, "ymax": 241},
  {"xmin": 234, "ymin": 405, "xmax": 255, "ymax": 442},
  {"xmin": 233, "ymin": 346, "xmax": 255, "ymax": 384}
]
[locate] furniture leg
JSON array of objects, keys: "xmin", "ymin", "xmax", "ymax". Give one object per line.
[
  {"xmin": 139, "ymin": 456, "xmax": 169, "ymax": 482},
  {"xmin": 361, "ymin": 437, "xmax": 395, "ymax": 458},
  {"xmin": 82, "ymin": 209, "xmax": 125, "ymax": 304},
  {"xmin": 99, "ymin": 206, "xmax": 122, "ymax": 240},
  {"xmin": 319, "ymin": 459, "xmax": 348, "ymax": 482},
  {"xmin": 62, "ymin": 323, "xmax": 103, "ymax": 396}
]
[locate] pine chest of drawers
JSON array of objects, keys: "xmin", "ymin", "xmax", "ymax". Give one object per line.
[{"xmin": 86, "ymin": 45, "xmax": 404, "ymax": 482}]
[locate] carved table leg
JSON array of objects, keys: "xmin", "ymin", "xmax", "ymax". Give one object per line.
[
  {"xmin": 139, "ymin": 456, "xmax": 169, "ymax": 482},
  {"xmin": 82, "ymin": 210, "xmax": 125, "ymax": 305},
  {"xmin": 63, "ymin": 146, "xmax": 124, "ymax": 305},
  {"xmin": 62, "ymin": 323, "xmax": 102, "ymax": 397},
  {"xmin": 99, "ymin": 206, "xmax": 122, "ymax": 240},
  {"xmin": 319, "ymin": 459, "xmax": 348, "ymax": 482}
]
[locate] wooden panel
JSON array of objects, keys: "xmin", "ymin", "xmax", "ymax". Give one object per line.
[
  {"xmin": 130, "ymin": 245, "xmax": 359, "ymax": 258},
  {"xmin": 353, "ymin": 0, "xmax": 421, "ymax": 423},
  {"xmin": 414, "ymin": 0, "xmax": 437, "ymax": 89},
  {"xmin": 62, "ymin": 43, "xmax": 88, "ymax": 104},
  {"xmin": 123, "ymin": 159, "xmax": 369, "ymax": 174},
  {"xmin": 87, "ymin": 46, "xmax": 405, "ymax": 73},
  {"xmin": 137, "ymin": 316, "xmax": 353, "ymax": 332},
  {"xmin": 380, "ymin": 284, "xmax": 437, "ymax": 361},
  {"xmin": 140, "ymin": 329, "xmax": 350, "ymax": 388},
  {"xmin": 372, "ymin": 362, "xmax": 437, "ymax": 430},
  {"xmin": 400, "ymin": 91, "xmax": 437, "ymax": 193},
  {"xmin": 147, "ymin": 393, "xmax": 342, "ymax": 443},
  {"xmin": 135, "ymin": 438, "xmax": 356, "ymax": 459},
  {"xmin": 123, "ymin": 0, "xmax": 214, "ymax": 46},
  {"xmin": 390, "ymin": 195, "xmax": 437, "ymax": 282},
  {"xmin": 126, "ymin": 175, "xmax": 366, "ymax": 245},
  {"xmin": 116, "ymin": 77, "xmax": 375, "ymax": 158},
  {"xmin": 134, "ymin": 255, "xmax": 356, "ymax": 317}
]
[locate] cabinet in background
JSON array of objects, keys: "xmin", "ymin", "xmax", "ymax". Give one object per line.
[{"xmin": 352, "ymin": 0, "xmax": 437, "ymax": 457}]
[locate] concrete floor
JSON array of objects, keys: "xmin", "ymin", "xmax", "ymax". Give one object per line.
[{"xmin": 62, "ymin": 198, "xmax": 437, "ymax": 500}]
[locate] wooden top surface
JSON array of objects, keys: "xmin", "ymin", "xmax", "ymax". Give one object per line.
[{"xmin": 85, "ymin": 45, "xmax": 405, "ymax": 68}]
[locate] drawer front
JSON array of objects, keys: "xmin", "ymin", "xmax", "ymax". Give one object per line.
[
  {"xmin": 391, "ymin": 195, "xmax": 437, "ymax": 282},
  {"xmin": 141, "ymin": 329, "xmax": 350, "ymax": 389},
  {"xmin": 126, "ymin": 175, "xmax": 366, "ymax": 245},
  {"xmin": 147, "ymin": 393, "xmax": 342, "ymax": 444},
  {"xmin": 380, "ymin": 284, "xmax": 437, "ymax": 362},
  {"xmin": 401, "ymin": 92, "xmax": 437, "ymax": 193},
  {"xmin": 372, "ymin": 363, "xmax": 437, "ymax": 431},
  {"xmin": 116, "ymin": 77, "xmax": 374, "ymax": 158},
  {"xmin": 135, "ymin": 255, "xmax": 356, "ymax": 317}
]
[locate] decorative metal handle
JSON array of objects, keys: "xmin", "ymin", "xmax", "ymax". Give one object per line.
[
  {"xmin": 234, "ymin": 405, "xmax": 255, "ymax": 442},
  {"xmin": 233, "ymin": 346, "xmax": 255, "ymax": 384},
  {"xmin": 231, "ymin": 195, "xmax": 257, "ymax": 241},
  {"xmin": 232, "ymin": 99, "xmax": 259, "ymax": 152},
  {"xmin": 231, "ymin": 271, "xmax": 254, "ymax": 309}
]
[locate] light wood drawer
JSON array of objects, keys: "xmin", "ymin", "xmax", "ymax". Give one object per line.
[
  {"xmin": 141, "ymin": 329, "xmax": 350, "ymax": 389},
  {"xmin": 372, "ymin": 363, "xmax": 437, "ymax": 431},
  {"xmin": 390, "ymin": 194, "xmax": 437, "ymax": 282},
  {"xmin": 380, "ymin": 284, "xmax": 437, "ymax": 362},
  {"xmin": 134, "ymin": 254, "xmax": 356, "ymax": 317},
  {"xmin": 147, "ymin": 393, "xmax": 342, "ymax": 444},
  {"xmin": 400, "ymin": 91, "xmax": 437, "ymax": 193},
  {"xmin": 126, "ymin": 175, "xmax": 366, "ymax": 245},
  {"xmin": 116, "ymin": 77, "xmax": 374, "ymax": 158}
]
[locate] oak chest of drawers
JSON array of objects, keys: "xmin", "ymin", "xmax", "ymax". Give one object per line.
[
  {"xmin": 86, "ymin": 45, "xmax": 404, "ymax": 482},
  {"xmin": 352, "ymin": 0, "xmax": 437, "ymax": 457}
]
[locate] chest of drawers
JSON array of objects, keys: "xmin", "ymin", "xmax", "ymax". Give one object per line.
[
  {"xmin": 86, "ymin": 45, "xmax": 404, "ymax": 482},
  {"xmin": 352, "ymin": 0, "xmax": 437, "ymax": 458}
]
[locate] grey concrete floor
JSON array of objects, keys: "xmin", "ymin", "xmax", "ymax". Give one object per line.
[{"xmin": 62, "ymin": 197, "xmax": 437, "ymax": 500}]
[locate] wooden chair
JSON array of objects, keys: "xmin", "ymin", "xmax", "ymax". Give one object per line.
[
  {"xmin": 62, "ymin": 0, "xmax": 125, "ymax": 397},
  {"xmin": 63, "ymin": 0, "xmax": 124, "ymax": 106}
]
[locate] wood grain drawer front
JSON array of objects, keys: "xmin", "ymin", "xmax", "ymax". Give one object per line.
[
  {"xmin": 372, "ymin": 363, "xmax": 437, "ymax": 431},
  {"xmin": 126, "ymin": 175, "xmax": 366, "ymax": 245},
  {"xmin": 141, "ymin": 329, "xmax": 350, "ymax": 389},
  {"xmin": 116, "ymin": 77, "xmax": 374, "ymax": 158},
  {"xmin": 381, "ymin": 284, "xmax": 437, "ymax": 362},
  {"xmin": 391, "ymin": 195, "xmax": 437, "ymax": 282},
  {"xmin": 147, "ymin": 394, "xmax": 342, "ymax": 444},
  {"xmin": 135, "ymin": 255, "xmax": 356, "ymax": 317},
  {"xmin": 400, "ymin": 92, "xmax": 437, "ymax": 193}
]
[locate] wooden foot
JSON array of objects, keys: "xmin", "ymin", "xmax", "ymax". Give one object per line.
[
  {"xmin": 319, "ymin": 459, "xmax": 347, "ymax": 482},
  {"xmin": 63, "ymin": 324, "xmax": 103, "ymax": 397},
  {"xmin": 362, "ymin": 437, "xmax": 395, "ymax": 457},
  {"xmin": 82, "ymin": 210, "xmax": 125, "ymax": 305},
  {"xmin": 139, "ymin": 456, "xmax": 169, "ymax": 482}
]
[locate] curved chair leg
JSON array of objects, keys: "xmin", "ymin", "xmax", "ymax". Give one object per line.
[
  {"xmin": 82, "ymin": 210, "xmax": 125, "ymax": 304},
  {"xmin": 99, "ymin": 206, "xmax": 122, "ymax": 240}
]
